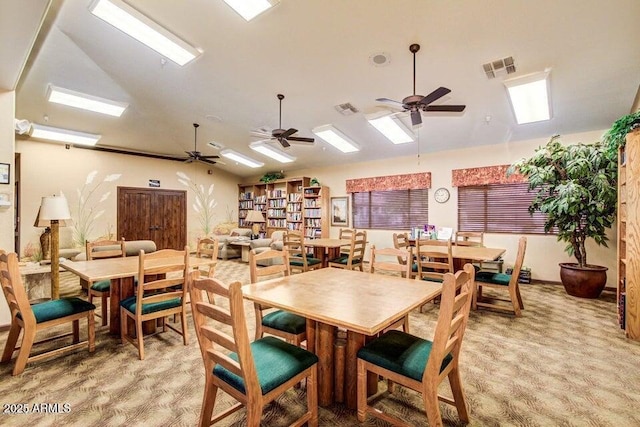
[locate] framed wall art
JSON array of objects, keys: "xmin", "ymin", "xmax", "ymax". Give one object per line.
[
  {"xmin": 0, "ymin": 163, "xmax": 9, "ymax": 184},
  {"xmin": 331, "ymin": 196, "xmax": 349, "ymax": 226}
]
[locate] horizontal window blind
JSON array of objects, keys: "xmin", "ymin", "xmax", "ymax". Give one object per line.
[
  {"xmin": 458, "ymin": 183, "xmax": 553, "ymax": 234},
  {"xmin": 353, "ymin": 189, "xmax": 428, "ymax": 230}
]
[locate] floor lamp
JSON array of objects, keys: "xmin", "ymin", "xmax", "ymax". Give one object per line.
[
  {"xmin": 34, "ymin": 206, "xmax": 72, "ymax": 262},
  {"xmin": 38, "ymin": 195, "xmax": 72, "ymax": 300},
  {"xmin": 245, "ymin": 210, "xmax": 265, "ymax": 239}
]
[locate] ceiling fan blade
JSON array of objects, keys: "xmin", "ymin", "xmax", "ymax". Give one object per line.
[
  {"xmin": 376, "ymin": 98, "xmax": 405, "ymax": 109},
  {"xmin": 419, "ymin": 87, "xmax": 451, "ymax": 106},
  {"xmin": 424, "ymin": 104, "xmax": 466, "ymax": 112},
  {"xmin": 279, "ymin": 138, "xmax": 291, "ymax": 148},
  {"xmin": 200, "ymin": 155, "xmax": 220, "ymax": 159},
  {"xmin": 281, "ymin": 128, "xmax": 297, "ymax": 139},
  {"xmin": 251, "ymin": 130, "xmax": 272, "ymax": 137},
  {"xmin": 198, "ymin": 158, "xmax": 217, "ymax": 165},
  {"xmin": 184, "ymin": 158, "xmax": 195, "ymax": 163},
  {"xmin": 287, "ymin": 136, "xmax": 315, "ymax": 143},
  {"xmin": 410, "ymin": 109, "xmax": 422, "ymax": 126}
]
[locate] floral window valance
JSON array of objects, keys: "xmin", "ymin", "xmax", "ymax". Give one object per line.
[
  {"xmin": 346, "ymin": 172, "xmax": 431, "ymax": 193},
  {"xmin": 451, "ymin": 165, "xmax": 527, "ymax": 187}
]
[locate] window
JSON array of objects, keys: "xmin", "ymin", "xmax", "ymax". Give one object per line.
[
  {"xmin": 353, "ymin": 189, "xmax": 428, "ymax": 230},
  {"xmin": 458, "ymin": 183, "xmax": 552, "ymax": 234}
]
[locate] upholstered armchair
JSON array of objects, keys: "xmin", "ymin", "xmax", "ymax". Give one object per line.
[{"xmin": 216, "ymin": 228, "xmax": 251, "ymax": 260}]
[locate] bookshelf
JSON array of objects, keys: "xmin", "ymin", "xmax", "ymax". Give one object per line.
[
  {"xmin": 618, "ymin": 129, "xmax": 640, "ymax": 339},
  {"xmin": 303, "ymin": 185, "xmax": 329, "ymax": 239}
]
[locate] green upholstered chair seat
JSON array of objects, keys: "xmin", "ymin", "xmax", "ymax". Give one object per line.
[
  {"xmin": 421, "ymin": 277, "xmax": 443, "ymax": 283},
  {"xmin": 262, "ymin": 310, "xmax": 306, "ymax": 334},
  {"xmin": 289, "ymin": 256, "xmax": 321, "ymax": 267},
  {"xmin": 476, "ymin": 271, "xmax": 512, "ymax": 286},
  {"xmin": 90, "ymin": 279, "xmax": 111, "ymax": 292},
  {"xmin": 329, "ymin": 255, "xmax": 361, "ymax": 265},
  {"xmin": 18, "ymin": 298, "xmax": 96, "ymax": 324},
  {"xmin": 120, "ymin": 295, "xmax": 181, "ymax": 315},
  {"xmin": 357, "ymin": 330, "xmax": 452, "ymax": 382},
  {"xmin": 213, "ymin": 336, "xmax": 318, "ymax": 395}
]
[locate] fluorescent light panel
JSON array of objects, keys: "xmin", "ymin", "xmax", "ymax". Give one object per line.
[
  {"xmin": 89, "ymin": 0, "xmax": 201, "ymax": 66},
  {"xmin": 504, "ymin": 70, "xmax": 552, "ymax": 124},
  {"xmin": 47, "ymin": 85, "xmax": 128, "ymax": 117},
  {"xmin": 312, "ymin": 125, "xmax": 359, "ymax": 153},
  {"xmin": 31, "ymin": 124, "xmax": 101, "ymax": 146},
  {"xmin": 222, "ymin": 0, "xmax": 278, "ymax": 21},
  {"xmin": 250, "ymin": 141, "xmax": 296, "ymax": 163},
  {"xmin": 220, "ymin": 149, "xmax": 264, "ymax": 168},
  {"xmin": 367, "ymin": 113, "xmax": 414, "ymax": 144}
]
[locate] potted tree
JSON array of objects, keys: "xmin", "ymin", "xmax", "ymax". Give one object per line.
[{"xmin": 509, "ymin": 135, "xmax": 618, "ymax": 298}]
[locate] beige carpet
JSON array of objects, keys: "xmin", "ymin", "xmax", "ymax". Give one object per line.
[{"xmin": 1, "ymin": 261, "xmax": 640, "ymax": 426}]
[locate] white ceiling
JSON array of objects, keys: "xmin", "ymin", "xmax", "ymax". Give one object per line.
[{"xmin": 9, "ymin": 0, "xmax": 640, "ymax": 178}]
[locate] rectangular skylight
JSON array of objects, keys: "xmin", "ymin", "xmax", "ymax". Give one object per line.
[
  {"xmin": 250, "ymin": 141, "xmax": 296, "ymax": 163},
  {"xmin": 47, "ymin": 85, "xmax": 128, "ymax": 117},
  {"xmin": 31, "ymin": 124, "xmax": 101, "ymax": 146},
  {"xmin": 89, "ymin": 0, "xmax": 201, "ymax": 66},
  {"xmin": 220, "ymin": 149, "xmax": 264, "ymax": 168},
  {"xmin": 367, "ymin": 112, "xmax": 414, "ymax": 144},
  {"xmin": 504, "ymin": 69, "xmax": 552, "ymax": 124},
  {"xmin": 312, "ymin": 125, "xmax": 359, "ymax": 153},
  {"xmin": 222, "ymin": 0, "xmax": 279, "ymax": 21}
]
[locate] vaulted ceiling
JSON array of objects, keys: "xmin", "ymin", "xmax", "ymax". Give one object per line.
[{"xmin": 7, "ymin": 0, "xmax": 640, "ymax": 177}]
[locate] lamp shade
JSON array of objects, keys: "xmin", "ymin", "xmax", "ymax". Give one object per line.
[
  {"xmin": 245, "ymin": 210, "xmax": 265, "ymax": 223},
  {"xmin": 34, "ymin": 206, "xmax": 72, "ymax": 227},
  {"xmin": 39, "ymin": 195, "xmax": 72, "ymax": 222}
]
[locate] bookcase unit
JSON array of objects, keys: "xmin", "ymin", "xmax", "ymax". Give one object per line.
[
  {"xmin": 303, "ymin": 185, "xmax": 330, "ymax": 239},
  {"xmin": 618, "ymin": 129, "xmax": 640, "ymax": 340}
]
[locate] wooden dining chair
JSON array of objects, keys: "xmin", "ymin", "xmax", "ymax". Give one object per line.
[
  {"xmin": 249, "ymin": 249, "xmax": 307, "ymax": 346},
  {"xmin": 196, "ymin": 237, "xmax": 219, "ymax": 277},
  {"xmin": 120, "ymin": 247, "xmax": 190, "ymax": 360},
  {"xmin": 329, "ymin": 230, "xmax": 366, "ymax": 271},
  {"xmin": 357, "ymin": 264, "xmax": 475, "ymax": 426},
  {"xmin": 414, "ymin": 238, "xmax": 454, "ymax": 282},
  {"xmin": 0, "ymin": 251, "xmax": 96, "ymax": 375},
  {"xmin": 393, "ymin": 232, "xmax": 411, "ymax": 276},
  {"xmin": 473, "ymin": 236, "xmax": 527, "ymax": 316},
  {"xmin": 369, "ymin": 245, "xmax": 414, "ymax": 333},
  {"xmin": 189, "ymin": 274, "xmax": 318, "ymax": 427},
  {"xmin": 283, "ymin": 230, "xmax": 322, "ymax": 274},
  {"xmin": 85, "ymin": 238, "xmax": 125, "ymax": 326},
  {"xmin": 338, "ymin": 228, "xmax": 355, "ymax": 256}
]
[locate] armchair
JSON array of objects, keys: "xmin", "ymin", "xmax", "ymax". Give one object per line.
[{"xmin": 216, "ymin": 228, "xmax": 251, "ymax": 260}]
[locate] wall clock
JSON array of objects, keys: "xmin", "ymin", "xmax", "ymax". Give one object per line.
[{"xmin": 434, "ymin": 187, "xmax": 450, "ymax": 203}]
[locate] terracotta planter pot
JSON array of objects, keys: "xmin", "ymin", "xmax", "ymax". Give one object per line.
[{"xmin": 559, "ymin": 263, "xmax": 607, "ymax": 299}]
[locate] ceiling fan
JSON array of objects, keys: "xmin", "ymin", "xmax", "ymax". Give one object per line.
[
  {"xmin": 376, "ymin": 44, "xmax": 466, "ymax": 126},
  {"xmin": 182, "ymin": 123, "xmax": 220, "ymax": 165},
  {"xmin": 252, "ymin": 94, "xmax": 315, "ymax": 148}
]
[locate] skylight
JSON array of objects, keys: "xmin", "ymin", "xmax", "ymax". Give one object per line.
[
  {"xmin": 222, "ymin": 0, "xmax": 279, "ymax": 21},
  {"xmin": 47, "ymin": 85, "xmax": 128, "ymax": 117},
  {"xmin": 504, "ymin": 69, "xmax": 552, "ymax": 124},
  {"xmin": 89, "ymin": 0, "xmax": 201, "ymax": 66},
  {"xmin": 312, "ymin": 125, "xmax": 360, "ymax": 153},
  {"xmin": 31, "ymin": 124, "xmax": 101, "ymax": 146}
]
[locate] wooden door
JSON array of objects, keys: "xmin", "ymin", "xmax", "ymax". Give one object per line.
[{"xmin": 117, "ymin": 187, "xmax": 186, "ymax": 250}]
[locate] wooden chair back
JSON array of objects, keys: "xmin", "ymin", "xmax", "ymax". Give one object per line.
[
  {"xmin": 249, "ymin": 248, "xmax": 290, "ymax": 284},
  {"xmin": 455, "ymin": 231, "xmax": 484, "ymax": 247},
  {"xmin": 393, "ymin": 232, "xmax": 411, "ymax": 268},
  {"xmin": 415, "ymin": 239, "xmax": 454, "ymax": 281},
  {"xmin": 283, "ymin": 230, "xmax": 320, "ymax": 273},
  {"xmin": 0, "ymin": 251, "xmax": 33, "ymax": 328},
  {"xmin": 196, "ymin": 237, "xmax": 219, "ymax": 277},
  {"xmin": 331, "ymin": 230, "xmax": 366, "ymax": 271},
  {"xmin": 136, "ymin": 248, "xmax": 189, "ymax": 317},
  {"xmin": 370, "ymin": 245, "xmax": 413, "ymax": 277},
  {"xmin": 86, "ymin": 238, "xmax": 126, "ymax": 260},
  {"xmin": 339, "ymin": 228, "xmax": 355, "ymax": 254}
]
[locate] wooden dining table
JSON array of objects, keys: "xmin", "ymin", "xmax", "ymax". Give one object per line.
[
  {"xmin": 303, "ymin": 238, "xmax": 351, "ymax": 267},
  {"xmin": 410, "ymin": 240, "xmax": 506, "ymax": 270},
  {"xmin": 62, "ymin": 255, "xmax": 216, "ymax": 334},
  {"xmin": 242, "ymin": 267, "xmax": 442, "ymax": 409}
]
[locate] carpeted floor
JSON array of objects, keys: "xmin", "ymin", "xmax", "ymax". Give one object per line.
[{"xmin": 1, "ymin": 260, "xmax": 640, "ymax": 426}]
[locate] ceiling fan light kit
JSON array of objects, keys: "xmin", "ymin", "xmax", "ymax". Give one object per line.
[
  {"xmin": 503, "ymin": 69, "xmax": 552, "ymax": 124},
  {"xmin": 47, "ymin": 84, "xmax": 128, "ymax": 117},
  {"xmin": 89, "ymin": 0, "xmax": 201, "ymax": 66}
]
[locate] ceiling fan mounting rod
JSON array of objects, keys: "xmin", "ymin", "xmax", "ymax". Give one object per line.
[
  {"xmin": 193, "ymin": 122, "xmax": 199, "ymax": 150},
  {"xmin": 410, "ymin": 43, "xmax": 420, "ymax": 96},
  {"xmin": 277, "ymin": 94, "xmax": 284, "ymax": 128}
]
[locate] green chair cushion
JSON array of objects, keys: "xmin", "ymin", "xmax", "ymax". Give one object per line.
[
  {"xmin": 213, "ymin": 336, "xmax": 318, "ymax": 395},
  {"xmin": 289, "ymin": 257, "xmax": 322, "ymax": 267},
  {"xmin": 421, "ymin": 277, "xmax": 443, "ymax": 283},
  {"xmin": 90, "ymin": 280, "xmax": 111, "ymax": 292},
  {"xmin": 262, "ymin": 310, "xmax": 306, "ymax": 334},
  {"xmin": 476, "ymin": 271, "xmax": 512, "ymax": 286},
  {"xmin": 329, "ymin": 256, "xmax": 361, "ymax": 265},
  {"xmin": 120, "ymin": 295, "xmax": 181, "ymax": 315},
  {"xmin": 357, "ymin": 330, "xmax": 452, "ymax": 382},
  {"xmin": 21, "ymin": 298, "xmax": 96, "ymax": 324}
]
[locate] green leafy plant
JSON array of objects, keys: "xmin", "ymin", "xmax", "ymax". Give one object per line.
[
  {"xmin": 509, "ymin": 135, "xmax": 618, "ymax": 267},
  {"xmin": 259, "ymin": 172, "xmax": 284, "ymax": 183},
  {"xmin": 602, "ymin": 111, "xmax": 640, "ymax": 157},
  {"xmin": 310, "ymin": 177, "xmax": 320, "ymax": 186}
]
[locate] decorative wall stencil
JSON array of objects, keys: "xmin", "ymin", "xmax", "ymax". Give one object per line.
[
  {"xmin": 177, "ymin": 172, "xmax": 217, "ymax": 236},
  {"xmin": 69, "ymin": 170, "xmax": 121, "ymax": 246},
  {"xmin": 345, "ymin": 172, "xmax": 431, "ymax": 193},
  {"xmin": 452, "ymin": 165, "xmax": 526, "ymax": 187}
]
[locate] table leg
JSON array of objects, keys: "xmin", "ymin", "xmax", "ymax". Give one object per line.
[
  {"xmin": 317, "ymin": 322, "xmax": 336, "ymax": 406},
  {"xmin": 312, "ymin": 247, "xmax": 327, "ymax": 267},
  {"xmin": 345, "ymin": 331, "xmax": 377, "ymax": 409},
  {"xmin": 109, "ymin": 276, "xmax": 135, "ymax": 335},
  {"xmin": 306, "ymin": 319, "xmax": 316, "ymax": 354}
]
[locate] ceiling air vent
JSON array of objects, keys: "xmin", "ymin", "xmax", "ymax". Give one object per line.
[
  {"xmin": 334, "ymin": 102, "xmax": 359, "ymax": 115},
  {"xmin": 482, "ymin": 56, "xmax": 516, "ymax": 79}
]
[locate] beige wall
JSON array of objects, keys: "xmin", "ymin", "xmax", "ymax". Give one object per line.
[
  {"xmin": 0, "ymin": 91, "xmax": 16, "ymax": 325},
  {"xmin": 274, "ymin": 129, "xmax": 616, "ymax": 286}
]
